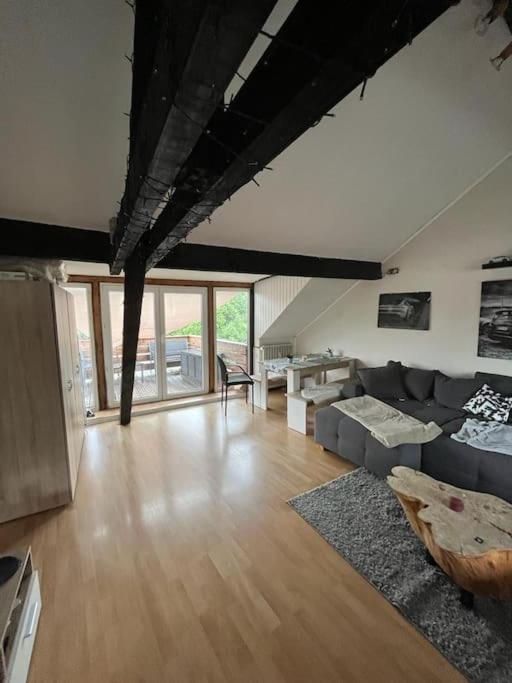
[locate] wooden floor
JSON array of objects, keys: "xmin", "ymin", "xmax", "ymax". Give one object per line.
[
  {"xmin": 0, "ymin": 391, "xmax": 463, "ymax": 683},
  {"xmin": 112, "ymin": 370, "xmax": 202, "ymax": 402}
]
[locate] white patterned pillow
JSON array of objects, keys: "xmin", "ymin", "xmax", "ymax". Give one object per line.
[{"xmin": 463, "ymin": 384, "xmax": 512, "ymax": 423}]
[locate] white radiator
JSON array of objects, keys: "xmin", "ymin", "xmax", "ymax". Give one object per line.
[
  {"xmin": 253, "ymin": 343, "xmax": 292, "ymax": 385},
  {"xmin": 257, "ymin": 343, "xmax": 293, "ymax": 362}
]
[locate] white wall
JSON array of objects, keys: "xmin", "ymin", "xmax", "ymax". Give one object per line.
[
  {"xmin": 296, "ymin": 156, "xmax": 512, "ymax": 378},
  {"xmin": 254, "ymin": 275, "xmax": 309, "ymax": 345},
  {"xmin": 261, "ymin": 277, "xmax": 356, "ymax": 345},
  {"xmin": 190, "ymin": 1, "xmax": 512, "ymax": 262}
]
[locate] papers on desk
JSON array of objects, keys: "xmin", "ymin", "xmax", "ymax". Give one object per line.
[{"xmin": 263, "ymin": 355, "xmax": 345, "ymax": 375}]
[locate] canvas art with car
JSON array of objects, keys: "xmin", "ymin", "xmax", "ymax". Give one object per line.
[
  {"xmin": 479, "ymin": 280, "xmax": 512, "ymax": 360},
  {"xmin": 378, "ymin": 292, "xmax": 431, "ymax": 330}
]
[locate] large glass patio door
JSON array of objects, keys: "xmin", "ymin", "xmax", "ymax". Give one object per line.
[
  {"xmin": 101, "ymin": 284, "xmax": 159, "ymax": 406},
  {"xmin": 214, "ymin": 288, "xmax": 250, "ymax": 389},
  {"xmin": 159, "ymin": 287, "xmax": 208, "ymax": 399},
  {"xmin": 101, "ymin": 283, "xmax": 208, "ymax": 407}
]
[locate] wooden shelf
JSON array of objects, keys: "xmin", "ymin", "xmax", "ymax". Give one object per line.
[{"xmin": 482, "ymin": 261, "xmax": 512, "ymax": 270}]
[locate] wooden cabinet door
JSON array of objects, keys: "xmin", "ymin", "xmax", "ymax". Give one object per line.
[
  {"xmin": 64, "ymin": 290, "xmax": 85, "ymax": 495},
  {"xmin": 0, "ymin": 281, "xmax": 70, "ymax": 522},
  {"xmin": 53, "ymin": 286, "xmax": 80, "ymax": 494}
]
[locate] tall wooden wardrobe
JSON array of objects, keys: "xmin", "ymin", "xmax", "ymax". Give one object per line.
[{"xmin": 0, "ymin": 281, "xmax": 85, "ymax": 523}]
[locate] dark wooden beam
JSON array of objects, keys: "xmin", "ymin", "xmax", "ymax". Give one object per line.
[
  {"xmin": 144, "ymin": 0, "xmax": 455, "ymax": 269},
  {"xmin": 0, "ymin": 220, "xmax": 382, "ymax": 280},
  {"xmin": 0, "ymin": 219, "xmax": 111, "ymax": 262},
  {"xmin": 163, "ymin": 243, "xmax": 382, "ymax": 280},
  {"xmin": 111, "ymin": 0, "xmax": 277, "ymax": 274},
  {"xmin": 119, "ymin": 253, "xmax": 146, "ymax": 425}
]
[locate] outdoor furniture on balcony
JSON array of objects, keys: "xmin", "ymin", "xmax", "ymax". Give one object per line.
[
  {"xmin": 148, "ymin": 337, "xmax": 189, "ymax": 370},
  {"xmin": 180, "ymin": 348, "xmax": 203, "ymax": 382}
]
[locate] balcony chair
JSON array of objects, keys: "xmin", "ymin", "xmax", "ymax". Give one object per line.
[{"xmin": 217, "ymin": 355, "xmax": 254, "ymax": 416}]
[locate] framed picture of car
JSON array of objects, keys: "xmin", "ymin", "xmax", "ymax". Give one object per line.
[
  {"xmin": 478, "ymin": 279, "xmax": 512, "ymax": 360},
  {"xmin": 378, "ymin": 292, "xmax": 431, "ymax": 330}
]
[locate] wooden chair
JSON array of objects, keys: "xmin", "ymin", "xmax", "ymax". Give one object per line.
[{"xmin": 217, "ymin": 355, "xmax": 254, "ymax": 416}]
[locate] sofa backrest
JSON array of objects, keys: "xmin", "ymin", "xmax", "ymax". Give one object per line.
[
  {"xmin": 433, "ymin": 374, "xmax": 484, "ymax": 409},
  {"xmin": 387, "ymin": 360, "xmax": 436, "ymax": 402},
  {"xmin": 474, "ymin": 371, "xmax": 512, "ymax": 397}
]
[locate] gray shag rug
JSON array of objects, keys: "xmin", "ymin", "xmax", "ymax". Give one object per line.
[{"xmin": 289, "ymin": 468, "xmax": 512, "ymax": 683}]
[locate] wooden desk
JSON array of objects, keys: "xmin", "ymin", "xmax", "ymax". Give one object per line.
[{"xmin": 258, "ymin": 356, "xmax": 356, "ymax": 411}]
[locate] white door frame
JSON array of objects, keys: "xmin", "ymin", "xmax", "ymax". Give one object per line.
[
  {"xmin": 213, "ymin": 287, "xmax": 250, "ymax": 386},
  {"xmin": 100, "ymin": 283, "xmax": 209, "ymax": 408},
  {"xmin": 63, "ymin": 282, "xmax": 99, "ymax": 411},
  {"xmin": 158, "ymin": 285, "xmax": 209, "ymax": 400},
  {"xmin": 100, "ymin": 282, "xmax": 160, "ymax": 407}
]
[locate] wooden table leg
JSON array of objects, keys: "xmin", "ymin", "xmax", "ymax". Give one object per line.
[
  {"xmin": 287, "ymin": 368, "xmax": 301, "ymax": 393},
  {"xmin": 260, "ymin": 368, "xmax": 268, "ymax": 411}
]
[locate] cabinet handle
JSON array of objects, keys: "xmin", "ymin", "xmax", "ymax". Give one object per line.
[
  {"xmin": 66, "ymin": 379, "xmax": 73, "ymax": 391},
  {"xmin": 24, "ymin": 601, "xmax": 39, "ymax": 639}
]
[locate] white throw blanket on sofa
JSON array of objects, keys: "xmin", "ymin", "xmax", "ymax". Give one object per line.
[
  {"xmin": 331, "ymin": 395, "xmax": 442, "ymax": 449},
  {"xmin": 451, "ymin": 418, "xmax": 512, "ymax": 456}
]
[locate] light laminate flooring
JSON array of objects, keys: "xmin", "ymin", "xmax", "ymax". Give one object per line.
[{"xmin": 0, "ymin": 391, "xmax": 462, "ymax": 682}]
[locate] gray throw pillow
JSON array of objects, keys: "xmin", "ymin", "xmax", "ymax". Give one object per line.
[
  {"xmin": 357, "ymin": 365, "xmax": 408, "ymax": 400},
  {"xmin": 434, "ymin": 374, "xmax": 483, "ymax": 410},
  {"xmin": 387, "ymin": 361, "xmax": 435, "ymax": 401}
]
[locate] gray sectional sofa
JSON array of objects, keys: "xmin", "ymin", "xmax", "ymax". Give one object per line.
[{"xmin": 314, "ymin": 363, "xmax": 512, "ymax": 503}]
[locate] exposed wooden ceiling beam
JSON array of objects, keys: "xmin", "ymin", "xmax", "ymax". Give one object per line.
[
  {"xmin": 164, "ymin": 243, "xmax": 381, "ymax": 280},
  {"xmin": 111, "ymin": 0, "xmax": 277, "ymax": 274},
  {"xmin": 144, "ymin": 0, "xmax": 455, "ymax": 270},
  {"xmin": 0, "ymin": 219, "xmax": 381, "ymax": 279},
  {"xmin": 0, "ymin": 219, "xmax": 111, "ymax": 262}
]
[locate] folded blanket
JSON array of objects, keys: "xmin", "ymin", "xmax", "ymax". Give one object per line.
[
  {"xmin": 301, "ymin": 382, "xmax": 344, "ymax": 405},
  {"xmin": 331, "ymin": 395, "xmax": 442, "ymax": 448},
  {"xmin": 451, "ymin": 418, "xmax": 512, "ymax": 456}
]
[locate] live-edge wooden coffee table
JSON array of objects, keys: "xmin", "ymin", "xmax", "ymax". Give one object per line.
[{"xmin": 387, "ymin": 466, "xmax": 512, "ymax": 607}]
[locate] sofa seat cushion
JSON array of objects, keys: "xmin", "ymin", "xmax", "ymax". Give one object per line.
[
  {"xmin": 365, "ymin": 436, "xmax": 421, "ymax": 478},
  {"xmin": 474, "ymin": 449, "xmax": 512, "ymax": 503},
  {"xmin": 411, "ymin": 403, "xmax": 466, "ymax": 427},
  {"xmin": 336, "ymin": 415, "xmax": 367, "ymax": 466},
  {"xmin": 422, "ymin": 435, "xmax": 480, "ymax": 491},
  {"xmin": 439, "ymin": 417, "xmax": 466, "ymax": 435},
  {"xmin": 314, "ymin": 406, "xmax": 343, "ymax": 454},
  {"xmin": 423, "ymin": 434, "xmax": 512, "ymax": 504},
  {"xmin": 385, "ymin": 399, "xmax": 425, "ymax": 415}
]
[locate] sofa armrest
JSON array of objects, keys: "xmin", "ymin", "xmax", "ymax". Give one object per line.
[{"xmin": 341, "ymin": 379, "xmax": 364, "ymax": 399}]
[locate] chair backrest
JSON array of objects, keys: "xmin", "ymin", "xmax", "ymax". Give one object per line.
[{"xmin": 217, "ymin": 354, "xmax": 228, "ymax": 382}]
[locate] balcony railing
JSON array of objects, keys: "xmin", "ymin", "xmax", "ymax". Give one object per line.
[{"xmin": 105, "ymin": 335, "xmax": 248, "ymax": 403}]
